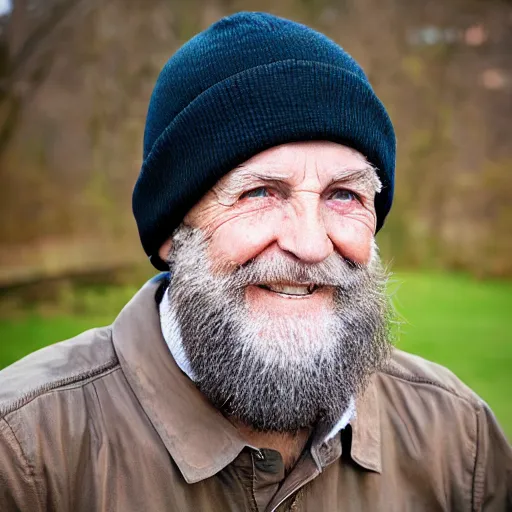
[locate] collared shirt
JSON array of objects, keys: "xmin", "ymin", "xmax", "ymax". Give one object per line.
[
  {"xmin": 158, "ymin": 288, "xmax": 356, "ymax": 441},
  {"xmin": 0, "ymin": 274, "xmax": 510, "ymax": 511}
]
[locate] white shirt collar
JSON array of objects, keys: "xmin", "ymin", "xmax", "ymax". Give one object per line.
[{"xmin": 159, "ymin": 290, "xmax": 197, "ymax": 380}]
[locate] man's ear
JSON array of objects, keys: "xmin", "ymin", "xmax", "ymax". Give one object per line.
[{"xmin": 158, "ymin": 238, "xmax": 173, "ymax": 264}]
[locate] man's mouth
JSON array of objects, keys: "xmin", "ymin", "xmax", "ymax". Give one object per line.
[{"xmin": 256, "ymin": 283, "xmax": 319, "ymax": 297}]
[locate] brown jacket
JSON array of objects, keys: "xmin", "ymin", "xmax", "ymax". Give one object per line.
[{"xmin": 1, "ymin": 275, "xmax": 511, "ymax": 512}]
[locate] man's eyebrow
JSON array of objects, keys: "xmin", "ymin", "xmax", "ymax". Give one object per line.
[
  {"xmin": 231, "ymin": 163, "xmax": 293, "ymax": 182},
  {"xmin": 217, "ymin": 166, "xmax": 293, "ymax": 194},
  {"xmin": 328, "ymin": 165, "xmax": 382, "ymax": 192}
]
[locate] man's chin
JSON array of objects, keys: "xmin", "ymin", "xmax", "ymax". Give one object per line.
[{"xmin": 232, "ymin": 314, "xmax": 338, "ymax": 365}]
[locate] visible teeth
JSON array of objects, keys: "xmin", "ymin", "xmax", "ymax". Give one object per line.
[
  {"xmin": 271, "ymin": 285, "xmax": 309, "ymax": 295},
  {"xmin": 263, "ymin": 284, "xmax": 317, "ymax": 296}
]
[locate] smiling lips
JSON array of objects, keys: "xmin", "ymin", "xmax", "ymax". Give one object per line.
[{"xmin": 256, "ymin": 283, "xmax": 319, "ymax": 297}]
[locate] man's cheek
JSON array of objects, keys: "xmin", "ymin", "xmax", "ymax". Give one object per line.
[
  {"xmin": 208, "ymin": 212, "xmax": 280, "ymax": 267},
  {"xmin": 328, "ymin": 217, "xmax": 375, "ymax": 266}
]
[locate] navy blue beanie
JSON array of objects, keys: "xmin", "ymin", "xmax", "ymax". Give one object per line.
[{"xmin": 133, "ymin": 12, "xmax": 396, "ymax": 270}]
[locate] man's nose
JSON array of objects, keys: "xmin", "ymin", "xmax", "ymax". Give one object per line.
[{"xmin": 277, "ymin": 197, "xmax": 333, "ymax": 264}]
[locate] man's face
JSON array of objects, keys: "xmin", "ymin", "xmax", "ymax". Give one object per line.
[{"xmin": 160, "ymin": 141, "xmax": 393, "ymax": 432}]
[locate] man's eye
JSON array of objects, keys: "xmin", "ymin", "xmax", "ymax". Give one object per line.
[
  {"xmin": 240, "ymin": 187, "xmax": 269, "ymax": 199},
  {"xmin": 330, "ymin": 189, "xmax": 358, "ymax": 202}
]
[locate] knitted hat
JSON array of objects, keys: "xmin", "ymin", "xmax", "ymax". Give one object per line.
[{"xmin": 133, "ymin": 12, "xmax": 396, "ymax": 270}]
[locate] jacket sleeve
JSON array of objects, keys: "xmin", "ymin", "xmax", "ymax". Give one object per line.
[
  {"xmin": 473, "ymin": 402, "xmax": 512, "ymax": 511},
  {"xmin": 0, "ymin": 418, "xmax": 43, "ymax": 512}
]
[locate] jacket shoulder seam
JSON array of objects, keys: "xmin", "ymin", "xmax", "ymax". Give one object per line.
[
  {"xmin": 0, "ymin": 357, "xmax": 119, "ymax": 419},
  {"xmin": 381, "ymin": 367, "xmax": 480, "ymax": 409},
  {"xmin": 52, "ymin": 365, "xmax": 121, "ymax": 393}
]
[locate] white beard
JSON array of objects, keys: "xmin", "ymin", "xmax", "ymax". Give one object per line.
[{"xmin": 161, "ymin": 224, "xmax": 392, "ymax": 432}]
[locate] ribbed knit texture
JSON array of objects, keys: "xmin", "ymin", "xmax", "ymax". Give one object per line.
[{"xmin": 133, "ymin": 12, "xmax": 396, "ymax": 270}]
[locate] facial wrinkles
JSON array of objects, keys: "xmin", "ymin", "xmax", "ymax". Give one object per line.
[
  {"xmin": 179, "ymin": 142, "xmax": 384, "ymax": 274},
  {"xmin": 200, "ymin": 166, "xmax": 379, "ymax": 236}
]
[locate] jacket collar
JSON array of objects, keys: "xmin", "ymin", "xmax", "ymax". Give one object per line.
[
  {"xmin": 350, "ymin": 375, "xmax": 382, "ymax": 473},
  {"xmin": 112, "ymin": 274, "xmax": 382, "ymax": 483},
  {"xmin": 112, "ymin": 274, "xmax": 247, "ymax": 484}
]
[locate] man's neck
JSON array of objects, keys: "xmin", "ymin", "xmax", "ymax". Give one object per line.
[{"xmin": 229, "ymin": 417, "xmax": 312, "ymax": 471}]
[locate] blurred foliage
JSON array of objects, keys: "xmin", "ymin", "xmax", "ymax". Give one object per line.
[
  {"xmin": 0, "ymin": 0, "xmax": 511, "ymax": 286},
  {"xmin": 0, "ymin": 264, "xmax": 153, "ymax": 318}
]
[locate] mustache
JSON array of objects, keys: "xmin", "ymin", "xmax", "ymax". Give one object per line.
[
  {"xmin": 227, "ymin": 252, "xmax": 372, "ymax": 290},
  {"xmin": 170, "ymin": 225, "xmax": 384, "ymax": 294}
]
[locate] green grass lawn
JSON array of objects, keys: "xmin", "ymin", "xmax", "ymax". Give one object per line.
[{"xmin": 0, "ymin": 272, "xmax": 511, "ymax": 438}]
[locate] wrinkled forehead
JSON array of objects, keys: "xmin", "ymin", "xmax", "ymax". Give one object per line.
[{"xmin": 218, "ymin": 141, "xmax": 382, "ymax": 192}]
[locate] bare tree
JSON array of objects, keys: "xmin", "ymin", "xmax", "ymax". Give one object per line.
[{"xmin": 0, "ymin": 0, "xmax": 93, "ymax": 155}]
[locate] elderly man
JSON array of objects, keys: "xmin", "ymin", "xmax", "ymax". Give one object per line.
[{"xmin": 0, "ymin": 12, "xmax": 510, "ymax": 512}]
